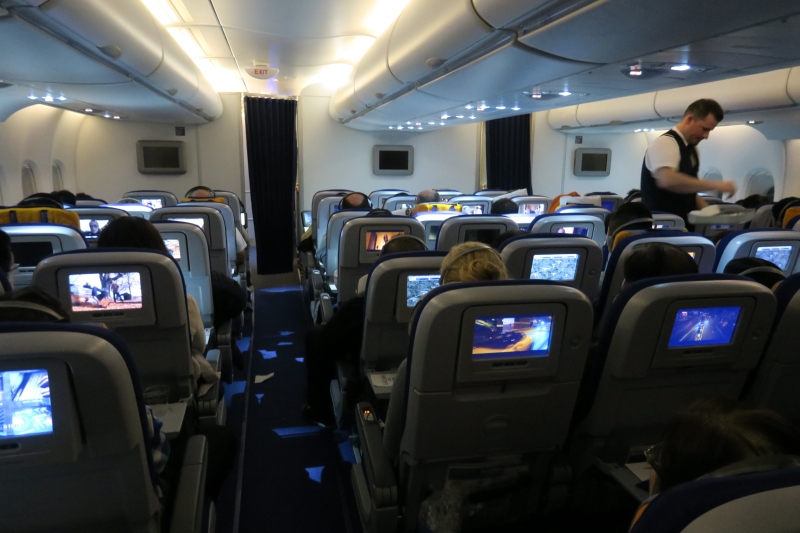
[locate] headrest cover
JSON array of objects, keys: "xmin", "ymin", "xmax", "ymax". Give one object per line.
[
  {"xmin": 0, "ymin": 207, "xmax": 80, "ymax": 229},
  {"xmin": 609, "ymin": 218, "xmax": 655, "ymax": 249},
  {"xmin": 181, "ymin": 197, "xmax": 226, "ymax": 204},
  {"xmin": 783, "ymin": 207, "xmax": 800, "ymax": 228}
]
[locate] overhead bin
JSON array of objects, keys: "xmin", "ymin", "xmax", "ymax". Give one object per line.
[
  {"xmin": 518, "ymin": 0, "xmax": 800, "ymax": 64},
  {"xmin": 329, "ymin": 71, "xmax": 361, "ymax": 121},
  {"xmin": 353, "ymin": 29, "xmax": 404, "ymax": 108},
  {"xmin": 576, "ymin": 93, "xmax": 658, "ymax": 127},
  {"xmin": 471, "ymin": 0, "xmax": 556, "ymax": 29},
  {"xmin": 548, "ymin": 106, "xmax": 580, "ymax": 130},
  {"xmin": 388, "ymin": 0, "xmax": 493, "ymax": 83},
  {"xmin": 786, "ymin": 68, "xmax": 800, "ymax": 104}
]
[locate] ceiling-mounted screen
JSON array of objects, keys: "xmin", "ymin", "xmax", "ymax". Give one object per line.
[{"xmin": 372, "ymin": 145, "xmax": 414, "ymax": 176}]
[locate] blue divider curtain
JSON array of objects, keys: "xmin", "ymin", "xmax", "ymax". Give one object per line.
[
  {"xmin": 244, "ymin": 96, "xmax": 297, "ymax": 275},
  {"xmin": 485, "ymin": 114, "xmax": 532, "ymax": 194}
]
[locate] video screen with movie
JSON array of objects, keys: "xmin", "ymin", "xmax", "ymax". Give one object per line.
[
  {"xmin": 164, "ymin": 239, "xmax": 181, "ymax": 261},
  {"xmin": 530, "ymin": 253, "xmax": 579, "ymax": 281},
  {"xmin": 168, "ymin": 217, "xmax": 204, "ymax": 229},
  {"xmin": 668, "ymin": 306, "xmax": 741, "ymax": 348},
  {"xmin": 0, "ymin": 369, "xmax": 53, "ymax": 438},
  {"xmin": 398, "ymin": 203, "xmax": 414, "ymax": 210},
  {"xmin": 406, "ymin": 274, "xmax": 441, "ymax": 307},
  {"xmin": 68, "ymin": 272, "xmax": 143, "ymax": 312},
  {"xmin": 464, "ymin": 228, "xmax": 501, "ymax": 245},
  {"xmin": 754, "ymin": 245, "xmax": 792, "ymax": 270},
  {"xmin": 461, "ymin": 205, "xmax": 484, "ymax": 215},
  {"xmin": 556, "ymin": 226, "xmax": 589, "ymax": 236},
  {"xmin": 601, "ymin": 200, "xmax": 616, "ymax": 211},
  {"xmin": 365, "ymin": 231, "xmax": 404, "ymax": 251},
  {"xmin": 521, "ymin": 203, "xmax": 545, "ymax": 215},
  {"xmin": 10, "ymin": 241, "xmax": 53, "ymax": 267},
  {"xmin": 79, "ymin": 218, "xmax": 109, "ymax": 239},
  {"xmin": 140, "ymin": 198, "xmax": 163, "ymax": 210},
  {"xmin": 472, "ymin": 315, "xmax": 553, "ymax": 360}
]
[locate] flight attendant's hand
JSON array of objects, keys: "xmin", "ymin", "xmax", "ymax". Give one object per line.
[{"xmin": 716, "ymin": 180, "xmax": 737, "ymax": 199}]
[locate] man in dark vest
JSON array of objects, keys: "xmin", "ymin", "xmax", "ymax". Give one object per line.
[{"xmin": 641, "ymin": 99, "xmax": 737, "ymax": 226}]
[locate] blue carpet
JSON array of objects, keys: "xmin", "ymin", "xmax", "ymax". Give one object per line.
[{"xmin": 237, "ymin": 286, "xmax": 361, "ymax": 533}]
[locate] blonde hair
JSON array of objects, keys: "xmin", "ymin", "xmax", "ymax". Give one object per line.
[{"xmin": 440, "ymin": 242, "xmax": 509, "ymax": 284}]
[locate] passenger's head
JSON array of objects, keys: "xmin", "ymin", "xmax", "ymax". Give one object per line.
[
  {"xmin": 623, "ymin": 242, "xmax": 698, "ymax": 285},
  {"xmin": 491, "ymin": 198, "xmax": 519, "ymax": 215},
  {"xmin": 440, "ymin": 242, "xmax": 508, "ymax": 284},
  {"xmin": 679, "ymin": 99, "xmax": 724, "ymax": 146},
  {"xmin": 97, "ymin": 217, "xmax": 168, "ymax": 253},
  {"xmin": 185, "ymin": 185, "xmax": 215, "ymax": 199},
  {"xmin": 723, "ymin": 257, "xmax": 786, "ymax": 290},
  {"xmin": 771, "ymin": 197, "xmax": 800, "ymax": 226},
  {"xmin": 416, "ymin": 189, "xmax": 441, "ymax": 205},
  {"xmin": 491, "ymin": 229, "xmax": 527, "ymax": 250},
  {"xmin": 366, "ymin": 208, "xmax": 392, "ymax": 217},
  {"xmin": 649, "ymin": 397, "xmax": 800, "ymax": 494},
  {"xmin": 737, "ymin": 194, "xmax": 769, "ymax": 209},
  {"xmin": 0, "ymin": 286, "xmax": 69, "ymax": 322},
  {"xmin": 380, "ymin": 235, "xmax": 427, "ymax": 256},
  {"xmin": 0, "ymin": 229, "xmax": 12, "ymax": 274},
  {"xmin": 52, "ymin": 190, "xmax": 76, "ymax": 206},
  {"xmin": 606, "ymin": 202, "xmax": 653, "ymax": 249},
  {"xmin": 340, "ymin": 192, "xmax": 370, "ymax": 209},
  {"xmin": 117, "ymin": 197, "xmax": 142, "ymax": 204}
]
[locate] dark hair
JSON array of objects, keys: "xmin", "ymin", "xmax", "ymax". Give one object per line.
[
  {"xmin": 18, "ymin": 193, "xmax": 63, "ymax": 209},
  {"xmin": 684, "ymin": 99, "xmax": 724, "ymax": 122},
  {"xmin": 624, "ymin": 189, "xmax": 642, "ymax": 203},
  {"xmin": 366, "ymin": 208, "xmax": 392, "ymax": 217},
  {"xmin": 771, "ymin": 197, "xmax": 800, "ymax": 227},
  {"xmin": 606, "ymin": 202, "xmax": 653, "ymax": 235},
  {"xmin": 491, "ymin": 229, "xmax": 527, "ymax": 250},
  {"xmin": 341, "ymin": 192, "xmax": 370, "ymax": 209},
  {"xmin": 737, "ymin": 194, "xmax": 769, "ymax": 209},
  {"xmin": 491, "ymin": 198, "xmax": 519, "ymax": 215},
  {"xmin": 0, "ymin": 229, "xmax": 12, "ymax": 272},
  {"xmin": 0, "ymin": 286, "xmax": 70, "ymax": 322},
  {"xmin": 654, "ymin": 397, "xmax": 800, "ymax": 492},
  {"xmin": 723, "ymin": 257, "xmax": 786, "ymax": 289},
  {"xmin": 380, "ymin": 235, "xmax": 427, "ymax": 256},
  {"xmin": 52, "ymin": 190, "xmax": 77, "ymax": 206},
  {"xmin": 75, "ymin": 192, "xmax": 94, "ymax": 200},
  {"xmin": 96, "ymin": 217, "xmax": 168, "ymax": 253},
  {"xmin": 624, "ymin": 242, "xmax": 698, "ymax": 284},
  {"xmin": 185, "ymin": 185, "xmax": 216, "ymax": 198}
]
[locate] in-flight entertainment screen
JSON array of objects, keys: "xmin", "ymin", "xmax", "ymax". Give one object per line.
[
  {"xmin": 472, "ymin": 314, "xmax": 553, "ymax": 360},
  {"xmin": 0, "ymin": 369, "xmax": 53, "ymax": 438},
  {"xmin": 754, "ymin": 245, "xmax": 792, "ymax": 270},
  {"xmin": 68, "ymin": 272, "xmax": 143, "ymax": 312},
  {"xmin": 530, "ymin": 253, "xmax": 579, "ymax": 281},
  {"xmin": 406, "ymin": 274, "xmax": 441, "ymax": 307},
  {"xmin": 668, "ymin": 306, "xmax": 741, "ymax": 348}
]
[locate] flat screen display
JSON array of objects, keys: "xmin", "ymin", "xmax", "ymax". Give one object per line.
[
  {"xmin": 555, "ymin": 226, "xmax": 589, "ymax": 236},
  {"xmin": 653, "ymin": 223, "xmax": 669, "ymax": 229},
  {"xmin": 464, "ymin": 228, "xmax": 501, "ymax": 245},
  {"xmin": 68, "ymin": 272, "xmax": 143, "ymax": 312},
  {"xmin": 521, "ymin": 203, "xmax": 545, "ymax": 215},
  {"xmin": 530, "ymin": 253, "xmax": 579, "ymax": 281},
  {"xmin": 601, "ymin": 200, "xmax": 616, "ymax": 211},
  {"xmin": 406, "ymin": 274, "xmax": 441, "ymax": 307},
  {"xmin": 668, "ymin": 306, "xmax": 741, "ymax": 348},
  {"xmin": 0, "ymin": 369, "xmax": 53, "ymax": 438},
  {"xmin": 379, "ymin": 150, "xmax": 409, "ymax": 170},
  {"xmin": 10, "ymin": 241, "xmax": 53, "ymax": 267},
  {"xmin": 168, "ymin": 217, "xmax": 204, "ymax": 229},
  {"xmin": 140, "ymin": 198, "xmax": 163, "ymax": 210},
  {"xmin": 710, "ymin": 224, "xmax": 734, "ymax": 230},
  {"xmin": 164, "ymin": 238, "xmax": 181, "ymax": 261},
  {"xmin": 687, "ymin": 251, "xmax": 696, "ymax": 259},
  {"xmin": 461, "ymin": 205, "xmax": 484, "ymax": 215},
  {"xmin": 79, "ymin": 218, "xmax": 110, "ymax": 239},
  {"xmin": 754, "ymin": 245, "xmax": 792, "ymax": 270},
  {"xmin": 398, "ymin": 203, "xmax": 414, "ymax": 210},
  {"xmin": 472, "ymin": 315, "xmax": 553, "ymax": 360},
  {"xmin": 365, "ymin": 231, "xmax": 403, "ymax": 251},
  {"xmin": 302, "ymin": 211, "xmax": 312, "ymax": 226}
]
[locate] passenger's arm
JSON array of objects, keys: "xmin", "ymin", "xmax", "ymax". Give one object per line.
[{"xmin": 653, "ymin": 167, "xmax": 737, "ymax": 198}]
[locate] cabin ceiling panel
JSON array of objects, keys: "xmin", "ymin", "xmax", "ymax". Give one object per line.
[
  {"xmin": 682, "ymin": 15, "xmax": 800, "ymax": 61},
  {"xmin": 189, "ymin": 26, "xmax": 234, "ymax": 59},
  {"xmin": 470, "ymin": 0, "xmax": 558, "ymax": 29},
  {"xmin": 171, "ymin": 0, "xmax": 220, "ymax": 26},
  {"xmin": 224, "ymin": 29, "xmax": 370, "ymax": 69},
  {"xmin": 0, "ymin": 87, "xmax": 38, "ymax": 122},
  {"xmin": 517, "ymin": 0, "xmax": 800, "ymax": 64}
]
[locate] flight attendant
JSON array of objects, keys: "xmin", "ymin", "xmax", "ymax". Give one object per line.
[{"xmin": 640, "ymin": 99, "xmax": 737, "ymax": 226}]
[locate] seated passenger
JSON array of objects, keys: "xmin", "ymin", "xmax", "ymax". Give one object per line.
[
  {"xmin": 0, "ymin": 229, "xmax": 13, "ymax": 295},
  {"xmin": 490, "ymin": 198, "xmax": 519, "ymax": 215},
  {"xmin": 303, "ymin": 234, "xmax": 427, "ymax": 426},
  {"xmin": 391, "ymin": 189, "xmax": 442, "ymax": 216},
  {"xmin": 184, "ymin": 186, "xmax": 249, "ymax": 267},
  {"xmin": 723, "ymin": 256, "xmax": 786, "ymax": 290},
  {"xmin": 606, "ymin": 202, "xmax": 654, "ymax": 251},
  {"xmin": 631, "ymin": 397, "xmax": 800, "ymax": 529},
  {"xmin": 51, "ymin": 189, "xmax": 76, "ymax": 207},
  {"xmin": 623, "ymin": 242, "xmax": 699, "ymax": 286},
  {"xmin": 736, "ymin": 194, "xmax": 770, "ymax": 209},
  {"xmin": 315, "ymin": 191, "xmax": 371, "ymax": 263}
]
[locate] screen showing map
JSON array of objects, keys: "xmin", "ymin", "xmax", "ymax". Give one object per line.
[
  {"xmin": 530, "ymin": 253, "xmax": 579, "ymax": 281},
  {"xmin": 79, "ymin": 218, "xmax": 109, "ymax": 239},
  {"xmin": 521, "ymin": 203, "xmax": 545, "ymax": 215},
  {"xmin": 754, "ymin": 245, "xmax": 792, "ymax": 270},
  {"xmin": 668, "ymin": 306, "xmax": 741, "ymax": 348},
  {"xmin": 0, "ymin": 369, "xmax": 53, "ymax": 438},
  {"xmin": 365, "ymin": 231, "xmax": 403, "ymax": 251},
  {"xmin": 555, "ymin": 226, "xmax": 589, "ymax": 236},
  {"xmin": 406, "ymin": 274, "xmax": 441, "ymax": 307},
  {"xmin": 168, "ymin": 217, "xmax": 204, "ymax": 229},
  {"xmin": 164, "ymin": 239, "xmax": 181, "ymax": 261},
  {"xmin": 472, "ymin": 315, "xmax": 553, "ymax": 360},
  {"xmin": 68, "ymin": 272, "xmax": 142, "ymax": 312},
  {"xmin": 140, "ymin": 198, "xmax": 163, "ymax": 209}
]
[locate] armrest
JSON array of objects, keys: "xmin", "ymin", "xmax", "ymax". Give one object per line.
[
  {"xmin": 319, "ymin": 293, "xmax": 334, "ymax": 324},
  {"xmin": 169, "ymin": 435, "xmax": 208, "ymax": 533},
  {"xmin": 205, "ymin": 349, "xmax": 221, "ymax": 372},
  {"xmin": 311, "ymin": 269, "xmax": 324, "ymax": 298},
  {"xmin": 355, "ymin": 401, "xmax": 397, "ymax": 508}
]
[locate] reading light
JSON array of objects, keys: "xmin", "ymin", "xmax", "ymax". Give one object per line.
[
  {"xmin": 629, "ymin": 70, "xmax": 642, "ymax": 76},
  {"xmin": 559, "ymin": 91, "xmax": 572, "ymax": 97},
  {"xmin": 388, "ymin": 126, "xmax": 394, "ymax": 129},
  {"xmin": 441, "ymin": 114, "xmax": 450, "ymax": 119},
  {"xmin": 465, "ymin": 105, "xmax": 474, "ymax": 109},
  {"xmin": 531, "ymin": 94, "xmax": 542, "ymax": 99},
  {"xmin": 439, "ymin": 121, "xmax": 445, "ymax": 126},
  {"xmin": 85, "ymin": 108, "xmax": 93, "ymax": 113},
  {"xmin": 57, "ymin": 96, "xmax": 67, "ymax": 101},
  {"xmin": 397, "ymin": 126, "xmax": 404, "ymax": 130},
  {"xmin": 747, "ymin": 120, "xmax": 756, "ymax": 124},
  {"xmin": 27, "ymin": 95, "xmax": 37, "ymax": 100},
  {"xmin": 469, "ymin": 115, "xmax": 476, "ymax": 119},
  {"xmin": 104, "ymin": 113, "xmax": 111, "ymax": 118},
  {"xmin": 671, "ymin": 64, "xmax": 691, "ymax": 71},
  {"xmin": 43, "ymin": 96, "xmax": 54, "ymax": 102},
  {"xmin": 415, "ymin": 122, "xmax": 421, "ymax": 126},
  {"xmin": 417, "ymin": 127, "xmax": 423, "ymax": 130},
  {"xmin": 496, "ymin": 105, "xmax": 506, "ymax": 110},
  {"xmin": 113, "ymin": 116, "xmax": 121, "ymax": 120},
  {"xmin": 428, "ymin": 122, "xmax": 435, "ymax": 125},
  {"xmin": 456, "ymin": 115, "xmax": 464, "ymax": 119},
  {"xmin": 406, "ymin": 121, "xmax": 412, "ymax": 125},
  {"xmin": 511, "ymin": 106, "xmax": 520, "ymax": 111}
]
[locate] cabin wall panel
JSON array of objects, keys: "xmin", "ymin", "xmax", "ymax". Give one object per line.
[
  {"xmin": 299, "ymin": 94, "xmax": 479, "ymax": 211},
  {"xmin": 196, "ymin": 94, "xmax": 244, "ymax": 196},
  {"xmin": 781, "ymin": 140, "xmax": 800, "ymax": 199}
]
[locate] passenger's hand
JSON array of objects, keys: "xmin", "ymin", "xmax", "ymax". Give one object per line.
[{"xmin": 716, "ymin": 180, "xmax": 737, "ymax": 199}]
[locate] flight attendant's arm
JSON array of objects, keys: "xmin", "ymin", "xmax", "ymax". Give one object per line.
[{"xmin": 653, "ymin": 167, "xmax": 737, "ymax": 196}]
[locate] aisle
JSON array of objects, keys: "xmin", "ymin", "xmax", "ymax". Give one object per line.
[{"xmin": 236, "ymin": 286, "xmax": 361, "ymax": 533}]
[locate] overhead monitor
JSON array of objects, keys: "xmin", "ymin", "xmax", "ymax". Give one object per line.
[
  {"xmin": 140, "ymin": 198, "xmax": 163, "ymax": 210},
  {"xmin": 406, "ymin": 274, "xmax": 441, "ymax": 308},
  {"xmin": 472, "ymin": 315, "xmax": 553, "ymax": 360},
  {"xmin": 163, "ymin": 239, "xmax": 181, "ymax": 261},
  {"xmin": 573, "ymin": 148, "xmax": 611, "ymax": 177},
  {"xmin": 136, "ymin": 140, "xmax": 186, "ymax": 174},
  {"xmin": 10, "ymin": 241, "xmax": 54, "ymax": 268},
  {"xmin": 0, "ymin": 368, "xmax": 53, "ymax": 438},
  {"xmin": 372, "ymin": 145, "xmax": 414, "ymax": 176},
  {"xmin": 530, "ymin": 253, "xmax": 579, "ymax": 281},
  {"xmin": 78, "ymin": 218, "xmax": 110, "ymax": 239},
  {"xmin": 668, "ymin": 306, "xmax": 741, "ymax": 348},
  {"xmin": 754, "ymin": 244, "xmax": 792, "ymax": 271}
]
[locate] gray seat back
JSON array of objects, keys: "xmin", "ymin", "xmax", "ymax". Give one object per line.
[
  {"xmin": 177, "ymin": 201, "xmax": 237, "ymax": 267},
  {"xmin": 312, "ymin": 190, "xmax": 351, "ymax": 244},
  {"xmin": 383, "ymin": 195, "xmax": 417, "ymax": 212},
  {"xmin": 2, "ymin": 224, "xmax": 86, "ymax": 289},
  {"xmin": 555, "ymin": 206, "xmax": 612, "ymax": 222},
  {"xmin": 370, "ymin": 189, "xmax": 408, "ymax": 208},
  {"xmin": 714, "ymin": 229, "xmax": 800, "ymax": 275},
  {"xmin": 413, "ymin": 212, "xmax": 463, "ymax": 250},
  {"xmin": 652, "ymin": 212, "xmax": 686, "ymax": 229},
  {"xmin": 448, "ymin": 195, "xmax": 492, "ymax": 215},
  {"xmin": 435, "ymin": 215, "xmax": 518, "ymax": 250},
  {"xmin": 101, "ymin": 203, "xmax": 154, "ymax": 219},
  {"xmin": 529, "ymin": 214, "xmax": 607, "ymax": 249},
  {"xmin": 122, "ymin": 189, "xmax": 179, "ymax": 209},
  {"xmin": 67, "ymin": 207, "xmax": 129, "ymax": 245},
  {"xmin": 749, "ymin": 203, "xmax": 775, "ymax": 228},
  {"xmin": 324, "ymin": 209, "xmax": 370, "ymax": 279},
  {"xmin": 214, "ymin": 190, "xmax": 247, "ymax": 231},
  {"xmin": 150, "ymin": 206, "xmax": 228, "ymax": 275},
  {"xmin": 316, "ymin": 196, "xmax": 346, "ymax": 252},
  {"xmin": 473, "ymin": 189, "xmax": 508, "ymax": 197},
  {"xmin": 434, "ymin": 189, "xmax": 462, "ymax": 202}
]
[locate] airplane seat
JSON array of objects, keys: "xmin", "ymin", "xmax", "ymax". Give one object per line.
[
  {"xmin": 67, "ymin": 206, "xmax": 129, "ymax": 248},
  {"xmin": 629, "ymin": 457, "xmax": 800, "ymax": 533},
  {"xmin": 512, "ymin": 195, "xmax": 552, "ymax": 216},
  {"xmin": 2, "ymin": 223, "xmax": 87, "ymax": 289},
  {"xmin": 555, "ymin": 206, "xmax": 612, "ymax": 223},
  {"xmin": 322, "ymin": 209, "xmax": 371, "ymax": 283},
  {"xmin": 0, "ymin": 205, "xmax": 80, "ymax": 229},
  {"xmin": 547, "ymin": 192, "xmax": 581, "ymax": 213},
  {"xmin": 383, "ymin": 194, "xmax": 417, "ymax": 213},
  {"xmin": 652, "ymin": 212, "xmax": 686, "ymax": 230},
  {"xmin": 744, "ymin": 272, "xmax": 800, "ymax": 423},
  {"xmin": 502, "ymin": 212, "xmax": 536, "ymax": 229},
  {"xmin": 713, "ymin": 228, "xmax": 800, "ymax": 276},
  {"xmin": 102, "ymin": 203, "xmax": 154, "ymax": 219},
  {"xmin": 369, "ymin": 189, "xmax": 409, "ymax": 208},
  {"xmin": 473, "ymin": 189, "xmax": 509, "ymax": 197},
  {"xmin": 176, "ymin": 201, "xmax": 238, "ymax": 271},
  {"xmin": 447, "ymin": 195, "xmax": 492, "ymax": 215},
  {"xmin": 315, "ymin": 195, "xmax": 351, "ymax": 258},
  {"xmin": 213, "ymin": 190, "xmax": 248, "ymax": 233},
  {"xmin": 31, "ymin": 249, "xmax": 225, "ymax": 425},
  {"xmin": 748, "ymin": 202, "xmax": 775, "ymax": 229},
  {"xmin": 413, "ymin": 211, "xmax": 462, "ymax": 250},
  {"xmin": 498, "ymin": 234, "xmax": 603, "ymax": 301},
  {"xmin": 434, "ymin": 215, "xmax": 518, "ymax": 250},
  {"xmin": 529, "ymin": 213, "xmax": 607, "ymax": 249},
  {"xmin": 573, "ymin": 274, "xmax": 776, "ymax": 472},
  {"xmin": 432, "ymin": 189, "xmax": 462, "ymax": 202},
  {"xmin": 312, "ymin": 190, "xmax": 352, "ymax": 246},
  {"xmin": 584, "ymin": 193, "xmax": 622, "ymax": 213},
  {"xmin": 351, "ymin": 280, "xmax": 593, "ymax": 532},
  {"xmin": 75, "ymin": 199, "xmax": 107, "ymax": 207},
  {"xmin": 150, "ymin": 207, "xmax": 227, "ymax": 275},
  {"xmin": 337, "ymin": 217, "xmax": 425, "ymax": 304},
  {"xmin": 782, "ymin": 206, "xmax": 800, "ymax": 228},
  {"xmin": 122, "ymin": 190, "xmax": 180, "ymax": 209},
  {"xmin": 0, "ymin": 268, "xmax": 11, "ymax": 294},
  {"xmin": 596, "ymin": 230, "xmax": 716, "ymax": 330},
  {"xmin": 0, "ymin": 322, "xmax": 210, "ymax": 533}
]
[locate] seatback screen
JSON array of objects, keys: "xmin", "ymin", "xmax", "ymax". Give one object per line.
[
  {"xmin": 0, "ymin": 369, "xmax": 53, "ymax": 437},
  {"xmin": 406, "ymin": 274, "xmax": 440, "ymax": 307},
  {"xmin": 10, "ymin": 241, "xmax": 53, "ymax": 267},
  {"xmin": 522, "ymin": 203, "xmax": 545, "ymax": 215},
  {"xmin": 601, "ymin": 200, "xmax": 616, "ymax": 211},
  {"xmin": 464, "ymin": 228, "xmax": 501, "ymax": 245},
  {"xmin": 461, "ymin": 205, "xmax": 484, "ymax": 215},
  {"xmin": 164, "ymin": 238, "xmax": 181, "ymax": 261},
  {"xmin": 472, "ymin": 315, "xmax": 553, "ymax": 360},
  {"xmin": 68, "ymin": 272, "xmax": 143, "ymax": 312},
  {"xmin": 653, "ymin": 223, "xmax": 669, "ymax": 229},
  {"xmin": 365, "ymin": 231, "xmax": 403, "ymax": 251},
  {"xmin": 140, "ymin": 198, "xmax": 163, "ymax": 209},
  {"xmin": 79, "ymin": 218, "xmax": 110, "ymax": 239},
  {"xmin": 555, "ymin": 226, "xmax": 589, "ymax": 236},
  {"xmin": 668, "ymin": 306, "xmax": 741, "ymax": 348},
  {"xmin": 754, "ymin": 245, "xmax": 792, "ymax": 270},
  {"xmin": 168, "ymin": 217, "xmax": 204, "ymax": 229},
  {"xmin": 530, "ymin": 253, "xmax": 579, "ymax": 281}
]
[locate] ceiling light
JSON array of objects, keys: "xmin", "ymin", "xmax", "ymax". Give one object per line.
[
  {"xmin": 559, "ymin": 91, "xmax": 572, "ymax": 97},
  {"xmin": 389, "ymin": 126, "xmax": 394, "ymax": 129},
  {"xmin": 406, "ymin": 121, "xmax": 412, "ymax": 125},
  {"xmin": 415, "ymin": 122, "xmax": 421, "ymax": 126},
  {"xmin": 428, "ymin": 121, "xmax": 436, "ymax": 125},
  {"xmin": 104, "ymin": 113, "xmax": 111, "ymax": 118},
  {"xmin": 27, "ymin": 96, "xmax": 37, "ymax": 100},
  {"xmin": 140, "ymin": 0, "xmax": 181, "ymax": 25},
  {"xmin": 456, "ymin": 115, "xmax": 464, "ymax": 119},
  {"xmin": 57, "ymin": 96, "xmax": 67, "ymax": 101},
  {"xmin": 113, "ymin": 116, "xmax": 121, "ymax": 120},
  {"xmin": 671, "ymin": 64, "xmax": 692, "ymax": 71},
  {"xmin": 469, "ymin": 115, "xmax": 476, "ymax": 119},
  {"xmin": 417, "ymin": 127, "xmax": 423, "ymax": 130},
  {"xmin": 496, "ymin": 105, "xmax": 506, "ymax": 110},
  {"xmin": 193, "ymin": 58, "xmax": 248, "ymax": 92},
  {"xmin": 441, "ymin": 114, "xmax": 449, "ymax": 119},
  {"xmin": 634, "ymin": 128, "xmax": 642, "ymax": 132},
  {"xmin": 629, "ymin": 70, "xmax": 642, "ymax": 76},
  {"xmin": 530, "ymin": 94, "xmax": 542, "ymax": 99},
  {"xmin": 439, "ymin": 121, "xmax": 445, "ymax": 126},
  {"xmin": 337, "ymin": 36, "xmax": 376, "ymax": 64},
  {"xmin": 511, "ymin": 106, "xmax": 520, "ymax": 111},
  {"xmin": 363, "ymin": 0, "xmax": 411, "ymax": 36},
  {"xmin": 167, "ymin": 28, "xmax": 205, "ymax": 58},
  {"xmin": 397, "ymin": 126, "xmax": 404, "ymax": 130},
  {"xmin": 43, "ymin": 95, "xmax": 54, "ymax": 102},
  {"xmin": 465, "ymin": 105, "xmax": 474, "ymax": 109},
  {"xmin": 85, "ymin": 108, "xmax": 93, "ymax": 113}
]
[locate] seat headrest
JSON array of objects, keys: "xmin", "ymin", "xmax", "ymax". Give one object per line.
[{"xmin": 0, "ymin": 207, "xmax": 80, "ymax": 229}]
